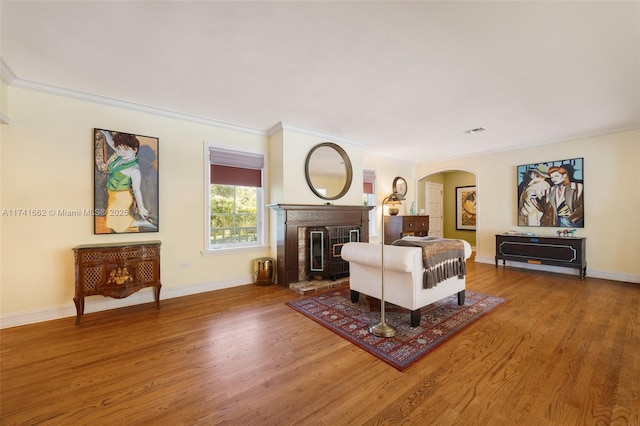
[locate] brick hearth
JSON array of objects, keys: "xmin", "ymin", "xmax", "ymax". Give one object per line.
[{"xmin": 289, "ymin": 277, "xmax": 350, "ymax": 295}]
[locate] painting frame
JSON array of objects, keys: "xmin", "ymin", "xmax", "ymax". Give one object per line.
[
  {"xmin": 517, "ymin": 157, "xmax": 584, "ymax": 228},
  {"xmin": 456, "ymin": 186, "xmax": 477, "ymax": 231},
  {"xmin": 93, "ymin": 128, "xmax": 159, "ymax": 234}
]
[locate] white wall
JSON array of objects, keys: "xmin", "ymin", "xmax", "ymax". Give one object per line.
[
  {"xmin": 0, "ymin": 88, "xmax": 375, "ymax": 327},
  {"xmin": 362, "ymin": 153, "xmax": 416, "ymax": 243},
  {"xmin": 1, "ymin": 86, "xmax": 272, "ymax": 326},
  {"xmin": 1, "ymin": 85, "xmax": 638, "ymax": 328},
  {"xmin": 266, "ymin": 124, "xmax": 367, "ymax": 257},
  {"xmin": 276, "ymin": 125, "xmax": 365, "ymax": 206},
  {"xmin": 415, "ymin": 129, "xmax": 640, "ymax": 282}
]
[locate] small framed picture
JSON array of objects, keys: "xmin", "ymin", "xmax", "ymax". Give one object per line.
[{"xmin": 456, "ymin": 186, "xmax": 476, "ymax": 230}]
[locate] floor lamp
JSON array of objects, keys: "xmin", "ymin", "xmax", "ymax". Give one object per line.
[{"xmin": 369, "ymin": 191, "xmax": 405, "ymax": 338}]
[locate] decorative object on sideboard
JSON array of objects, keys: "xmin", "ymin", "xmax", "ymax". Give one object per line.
[
  {"xmin": 557, "ymin": 229, "xmax": 577, "ymax": 237},
  {"xmin": 371, "ymin": 189, "xmax": 405, "ymax": 338},
  {"xmin": 304, "ymin": 142, "xmax": 353, "ymax": 200},
  {"xmin": 387, "ymin": 197, "xmax": 401, "ymax": 215}
]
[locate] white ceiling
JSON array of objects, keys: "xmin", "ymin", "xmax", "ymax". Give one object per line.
[{"xmin": 1, "ymin": 1, "xmax": 638, "ymax": 163}]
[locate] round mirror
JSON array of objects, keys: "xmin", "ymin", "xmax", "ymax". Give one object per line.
[{"xmin": 304, "ymin": 142, "xmax": 353, "ymax": 200}]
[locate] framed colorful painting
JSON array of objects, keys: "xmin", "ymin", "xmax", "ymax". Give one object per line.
[
  {"xmin": 517, "ymin": 157, "xmax": 584, "ymax": 228},
  {"xmin": 456, "ymin": 186, "xmax": 476, "ymax": 230},
  {"xmin": 93, "ymin": 128, "xmax": 159, "ymax": 234}
]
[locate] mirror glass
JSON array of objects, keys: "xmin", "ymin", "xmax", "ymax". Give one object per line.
[{"xmin": 305, "ymin": 142, "xmax": 353, "ymax": 200}]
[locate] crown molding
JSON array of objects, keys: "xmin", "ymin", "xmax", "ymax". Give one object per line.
[
  {"xmin": 2, "ymin": 59, "xmax": 370, "ymax": 147},
  {"xmin": 0, "ymin": 59, "xmax": 17, "ymax": 84},
  {"xmin": 4, "ymin": 74, "xmax": 375, "ymax": 146},
  {"xmin": 0, "ymin": 112, "xmax": 11, "ymax": 125},
  {"xmin": 13, "ymin": 77, "xmax": 266, "ymax": 136},
  {"xmin": 1, "ymin": 60, "xmax": 266, "ymax": 136},
  {"xmin": 267, "ymin": 121, "xmax": 366, "ymax": 147}
]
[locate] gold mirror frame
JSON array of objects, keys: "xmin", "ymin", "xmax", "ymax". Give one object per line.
[{"xmin": 304, "ymin": 142, "xmax": 353, "ymax": 200}]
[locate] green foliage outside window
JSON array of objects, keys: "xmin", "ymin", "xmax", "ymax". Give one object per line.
[{"xmin": 210, "ymin": 184, "xmax": 259, "ymax": 245}]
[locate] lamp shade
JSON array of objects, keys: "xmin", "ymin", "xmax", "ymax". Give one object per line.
[
  {"xmin": 387, "ymin": 193, "xmax": 405, "ymax": 202},
  {"xmin": 385, "ymin": 192, "xmax": 404, "ymax": 215}
]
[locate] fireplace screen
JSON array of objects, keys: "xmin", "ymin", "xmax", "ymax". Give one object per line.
[
  {"xmin": 307, "ymin": 226, "xmax": 361, "ymax": 280},
  {"xmin": 309, "ymin": 230, "xmax": 325, "ymax": 272}
]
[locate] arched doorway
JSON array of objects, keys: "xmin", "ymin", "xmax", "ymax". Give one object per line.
[{"xmin": 416, "ymin": 169, "xmax": 478, "ymax": 249}]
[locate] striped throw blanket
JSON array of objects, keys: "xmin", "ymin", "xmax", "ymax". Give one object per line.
[{"xmin": 392, "ymin": 236, "xmax": 467, "ymax": 289}]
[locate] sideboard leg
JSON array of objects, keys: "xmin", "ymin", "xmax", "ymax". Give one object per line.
[
  {"xmin": 154, "ymin": 284, "xmax": 162, "ymax": 308},
  {"xmin": 73, "ymin": 297, "xmax": 84, "ymax": 326}
]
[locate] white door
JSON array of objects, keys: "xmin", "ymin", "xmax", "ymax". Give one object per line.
[{"xmin": 425, "ymin": 182, "xmax": 443, "ymax": 238}]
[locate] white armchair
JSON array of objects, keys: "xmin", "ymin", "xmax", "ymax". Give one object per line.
[{"xmin": 341, "ymin": 240, "xmax": 472, "ymax": 327}]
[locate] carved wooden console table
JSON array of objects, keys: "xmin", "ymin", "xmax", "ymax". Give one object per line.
[{"xmin": 72, "ymin": 241, "xmax": 162, "ymax": 325}]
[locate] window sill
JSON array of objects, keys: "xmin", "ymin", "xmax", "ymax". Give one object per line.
[{"xmin": 202, "ymin": 244, "xmax": 270, "ymax": 256}]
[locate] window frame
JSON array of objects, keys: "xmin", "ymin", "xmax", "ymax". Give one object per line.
[
  {"xmin": 364, "ymin": 169, "xmax": 377, "ymax": 237},
  {"xmin": 203, "ymin": 142, "xmax": 267, "ymax": 255}
]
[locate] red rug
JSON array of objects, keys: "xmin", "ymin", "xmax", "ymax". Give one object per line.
[{"xmin": 286, "ymin": 287, "xmax": 505, "ymax": 371}]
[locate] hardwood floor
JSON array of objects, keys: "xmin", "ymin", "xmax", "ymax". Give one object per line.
[{"xmin": 1, "ymin": 260, "xmax": 638, "ymax": 425}]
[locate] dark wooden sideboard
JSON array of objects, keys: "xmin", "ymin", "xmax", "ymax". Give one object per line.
[
  {"xmin": 384, "ymin": 215, "xmax": 429, "ymax": 245},
  {"xmin": 495, "ymin": 234, "xmax": 586, "ymax": 280},
  {"xmin": 72, "ymin": 241, "xmax": 162, "ymax": 325}
]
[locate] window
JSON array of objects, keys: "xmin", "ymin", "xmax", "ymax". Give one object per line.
[
  {"xmin": 364, "ymin": 169, "xmax": 377, "ymax": 236},
  {"xmin": 206, "ymin": 146, "xmax": 264, "ymax": 251}
]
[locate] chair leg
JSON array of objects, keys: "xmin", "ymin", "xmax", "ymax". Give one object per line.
[
  {"xmin": 350, "ymin": 290, "xmax": 360, "ymax": 303},
  {"xmin": 411, "ymin": 309, "xmax": 421, "ymax": 327},
  {"xmin": 458, "ymin": 290, "xmax": 466, "ymax": 305}
]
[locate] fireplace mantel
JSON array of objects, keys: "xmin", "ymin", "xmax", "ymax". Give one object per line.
[{"xmin": 269, "ymin": 204, "xmax": 373, "ymax": 286}]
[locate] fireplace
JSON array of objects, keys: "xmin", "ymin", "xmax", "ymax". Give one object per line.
[
  {"xmin": 304, "ymin": 225, "xmax": 361, "ymax": 281},
  {"xmin": 269, "ymin": 204, "xmax": 373, "ymax": 287}
]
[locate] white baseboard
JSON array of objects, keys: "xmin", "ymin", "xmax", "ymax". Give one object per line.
[
  {"xmin": 4, "ymin": 261, "xmax": 637, "ymax": 330},
  {"xmin": 0, "ymin": 275, "xmax": 253, "ymax": 329},
  {"xmin": 475, "ymin": 256, "xmax": 640, "ymax": 284}
]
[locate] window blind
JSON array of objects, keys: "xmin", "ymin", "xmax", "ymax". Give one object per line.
[
  {"xmin": 363, "ymin": 169, "xmax": 376, "ymax": 194},
  {"xmin": 209, "ymin": 147, "xmax": 264, "ymax": 187}
]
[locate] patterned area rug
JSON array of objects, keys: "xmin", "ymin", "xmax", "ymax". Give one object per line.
[{"xmin": 286, "ymin": 287, "xmax": 506, "ymax": 371}]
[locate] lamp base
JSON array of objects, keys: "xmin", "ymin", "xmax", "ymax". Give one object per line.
[{"xmin": 369, "ymin": 322, "xmax": 396, "ymax": 338}]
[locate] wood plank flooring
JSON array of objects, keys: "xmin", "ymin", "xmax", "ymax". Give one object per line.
[{"xmin": 1, "ymin": 260, "xmax": 638, "ymax": 425}]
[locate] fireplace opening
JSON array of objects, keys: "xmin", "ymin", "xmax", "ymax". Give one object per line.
[{"xmin": 302, "ymin": 225, "xmax": 361, "ymax": 281}]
